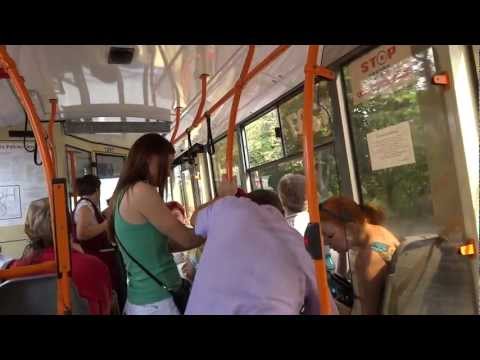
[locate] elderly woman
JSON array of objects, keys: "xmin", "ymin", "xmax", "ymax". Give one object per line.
[
  {"xmin": 277, "ymin": 173, "xmax": 344, "ymax": 276},
  {"xmin": 5, "ymin": 198, "xmax": 114, "ymax": 315}
]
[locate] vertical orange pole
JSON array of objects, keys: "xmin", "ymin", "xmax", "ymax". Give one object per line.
[
  {"xmin": 0, "ymin": 47, "xmax": 54, "ymax": 197},
  {"xmin": 48, "ymin": 99, "xmax": 58, "ymax": 170},
  {"xmin": 173, "ymin": 45, "xmax": 290, "ymax": 145},
  {"xmin": 52, "ymin": 180, "xmax": 72, "ymax": 315},
  {"xmin": 170, "ymin": 107, "xmax": 182, "ymax": 143},
  {"xmin": 303, "ymin": 45, "xmax": 332, "ymax": 315},
  {"xmin": 0, "ymin": 46, "xmax": 72, "ymax": 315},
  {"xmin": 226, "ymin": 45, "xmax": 255, "ymax": 181},
  {"xmin": 191, "ymin": 74, "xmax": 209, "ymax": 128}
]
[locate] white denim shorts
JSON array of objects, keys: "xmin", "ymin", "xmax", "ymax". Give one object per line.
[{"xmin": 124, "ymin": 297, "xmax": 180, "ymax": 315}]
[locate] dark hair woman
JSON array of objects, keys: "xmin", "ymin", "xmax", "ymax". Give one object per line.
[
  {"xmin": 72, "ymin": 174, "xmax": 125, "ymax": 310},
  {"xmin": 109, "ymin": 133, "xmax": 205, "ymax": 315},
  {"xmin": 319, "ymin": 196, "xmax": 399, "ymax": 315}
]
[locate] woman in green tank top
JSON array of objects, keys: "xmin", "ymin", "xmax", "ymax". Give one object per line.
[
  {"xmin": 108, "ymin": 133, "xmax": 205, "ymax": 315},
  {"xmin": 318, "ymin": 196, "xmax": 400, "ymax": 315}
]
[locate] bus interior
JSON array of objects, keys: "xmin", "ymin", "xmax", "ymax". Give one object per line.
[{"xmin": 0, "ymin": 45, "xmax": 478, "ymax": 315}]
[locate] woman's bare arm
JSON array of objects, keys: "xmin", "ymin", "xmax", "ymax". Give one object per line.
[
  {"xmin": 131, "ymin": 182, "xmax": 204, "ymax": 251},
  {"xmin": 76, "ymin": 206, "xmax": 108, "ymax": 241},
  {"xmin": 355, "ymin": 250, "xmax": 387, "ymax": 315}
]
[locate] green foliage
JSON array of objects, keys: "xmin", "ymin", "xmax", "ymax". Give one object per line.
[
  {"xmin": 343, "ymin": 51, "xmax": 435, "ymax": 221},
  {"xmin": 244, "ymin": 110, "xmax": 282, "ymax": 167}
]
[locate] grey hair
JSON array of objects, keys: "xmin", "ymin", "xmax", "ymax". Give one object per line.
[{"xmin": 277, "ymin": 173, "xmax": 306, "ymax": 214}]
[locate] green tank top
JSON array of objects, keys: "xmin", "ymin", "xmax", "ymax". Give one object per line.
[{"xmin": 114, "ymin": 189, "xmax": 181, "ymax": 305}]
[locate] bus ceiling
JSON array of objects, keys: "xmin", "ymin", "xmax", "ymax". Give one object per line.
[{"xmin": 0, "ymin": 45, "xmax": 359, "ymax": 149}]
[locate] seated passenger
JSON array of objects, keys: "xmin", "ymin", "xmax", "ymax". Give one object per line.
[
  {"xmin": 109, "ymin": 133, "xmax": 204, "ymax": 315},
  {"xmin": 72, "ymin": 174, "xmax": 125, "ymax": 310},
  {"xmin": 166, "ymin": 201, "xmax": 197, "ymax": 282},
  {"xmin": 277, "ymin": 174, "xmax": 310, "ymax": 235},
  {"xmin": 185, "ymin": 182, "xmax": 337, "ymax": 315},
  {"xmin": 277, "ymin": 173, "xmax": 345, "ymax": 276},
  {"xmin": 319, "ymin": 196, "xmax": 400, "ymax": 315},
  {"xmin": 6, "ymin": 198, "xmax": 113, "ymax": 315}
]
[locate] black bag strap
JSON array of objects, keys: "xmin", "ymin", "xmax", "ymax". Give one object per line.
[{"xmin": 115, "ymin": 234, "xmax": 169, "ymax": 291}]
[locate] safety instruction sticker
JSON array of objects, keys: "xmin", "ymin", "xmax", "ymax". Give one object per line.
[{"xmin": 367, "ymin": 121, "xmax": 416, "ymax": 171}]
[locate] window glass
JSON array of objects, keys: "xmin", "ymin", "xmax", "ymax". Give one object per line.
[
  {"xmin": 279, "ymin": 82, "xmax": 334, "ymax": 156},
  {"xmin": 66, "ymin": 147, "xmax": 92, "ymax": 210},
  {"xmin": 343, "ymin": 45, "xmax": 461, "ymax": 236},
  {"xmin": 171, "ymin": 165, "xmax": 184, "ymax": 205},
  {"xmin": 182, "ymin": 169, "xmax": 196, "ymax": 219},
  {"xmin": 211, "ymin": 136, "xmax": 241, "ymax": 189},
  {"xmin": 250, "ymin": 146, "xmax": 340, "ymax": 200},
  {"xmin": 95, "ymin": 155, "xmax": 125, "ymax": 211},
  {"xmin": 244, "ymin": 110, "xmax": 283, "ymax": 168},
  {"xmin": 96, "ymin": 155, "xmax": 124, "ymax": 178}
]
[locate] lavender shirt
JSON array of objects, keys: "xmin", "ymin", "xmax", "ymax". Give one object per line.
[{"xmin": 185, "ymin": 196, "xmax": 336, "ymax": 315}]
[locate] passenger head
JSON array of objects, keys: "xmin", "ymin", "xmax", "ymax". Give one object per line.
[
  {"xmin": 319, "ymin": 196, "xmax": 385, "ymax": 252},
  {"xmin": 277, "ymin": 174, "xmax": 306, "ymax": 215},
  {"xmin": 77, "ymin": 175, "xmax": 101, "ymax": 204},
  {"xmin": 166, "ymin": 201, "xmax": 187, "ymax": 224},
  {"xmin": 114, "ymin": 133, "xmax": 174, "ymax": 196},
  {"xmin": 23, "ymin": 198, "xmax": 54, "ymax": 262},
  {"xmin": 246, "ymin": 189, "xmax": 285, "ymax": 216}
]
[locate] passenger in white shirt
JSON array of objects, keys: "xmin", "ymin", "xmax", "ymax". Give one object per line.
[{"xmin": 277, "ymin": 174, "xmax": 341, "ymax": 274}]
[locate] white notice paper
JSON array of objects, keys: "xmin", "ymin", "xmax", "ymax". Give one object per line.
[{"xmin": 367, "ymin": 121, "xmax": 416, "ymax": 171}]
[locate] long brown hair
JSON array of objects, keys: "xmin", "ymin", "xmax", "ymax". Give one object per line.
[
  {"xmin": 319, "ymin": 196, "xmax": 385, "ymax": 226},
  {"xmin": 108, "ymin": 133, "xmax": 175, "ymax": 240}
]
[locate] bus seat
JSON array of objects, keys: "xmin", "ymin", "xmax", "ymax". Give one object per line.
[
  {"xmin": 382, "ymin": 233, "xmax": 477, "ymax": 315},
  {"xmin": 0, "ymin": 274, "xmax": 89, "ymax": 315}
]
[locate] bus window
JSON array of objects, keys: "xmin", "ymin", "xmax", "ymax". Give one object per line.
[
  {"xmin": 171, "ymin": 165, "xmax": 184, "ymax": 205},
  {"xmin": 249, "ymin": 146, "xmax": 340, "ymax": 199},
  {"xmin": 251, "ymin": 157, "xmax": 303, "ymax": 191},
  {"xmin": 279, "ymin": 82, "xmax": 333, "ymax": 156},
  {"xmin": 181, "ymin": 168, "xmax": 196, "ymax": 219},
  {"xmin": 315, "ymin": 146, "xmax": 341, "ymax": 202},
  {"xmin": 66, "ymin": 147, "xmax": 92, "ymax": 210},
  {"xmin": 164, "ymin": 176, "xmax": 173, "ymax": 202},
  {"xmin": 96, "ymin": 154, "xmax": 124, "ymax": 211},
  {"xmin": 211, "ymin": 136, "xmax": 241, "ymax": 189},
  {"xmin": 196, "ymin": 153, "xmax": 212, "ymax": 204},
  {"xmin": 244, "ymin": 109, "xmax": 283, "ymax": 168},
  {"xmin": 342, "ymin": 45, "xmax": 464, "ymax": 238},
  {"xmin": 245, "ymin": 80, "xmax": 341, "ymax": 200}
]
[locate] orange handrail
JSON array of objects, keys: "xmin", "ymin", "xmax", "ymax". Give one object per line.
[
  {"xmin": 0, "ymin": 47, "xmax": 55, "ymax": 196},
  {"xmin": 173, "ymin": 45, "xmax": 290, "ymax": 144},
  {"xmin": 0, "ymin": 46, "xmax": 72, "ymax": 315},
  {"xmin": 191, "ymin": 74, "xmax": 209, "ymax": 128},
  {"xmin": 0, "ymin": 261, "xmax": 56, "ymax": 280},
  {"xmin": 226, "ymin": 45, "xmax": 255, "ymax": 181},
  {"xmin": 170, "ymin": 107, "xmax": 182, "ymax": 143},
  {"xmin": 52, "ymin": 181, "xmax": 72, "ymax": 314},
  {"xmin": 48, "ymin": 98, "xmax": 58, "ymax": 170},
  {"xmin": 303, "ymin": 45, "xmax": 332, "ymax": 315}
]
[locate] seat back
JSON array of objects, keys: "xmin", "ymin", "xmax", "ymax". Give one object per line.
[
  {"xmin": 382, "ymin": 233, "xmax": 477, "ymax": 315},
  {"xmin": 0, "ymin": 274, "xmax": 89, "ymax": 315}
]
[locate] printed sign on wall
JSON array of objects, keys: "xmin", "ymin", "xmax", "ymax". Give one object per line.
[
  {"xmin": 367, "ymin": 121, "xmax": 416, "ymax": 171},
  {"xmin": 349, "ymin": 45, "xmax": 416, "ymax": 104}
]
